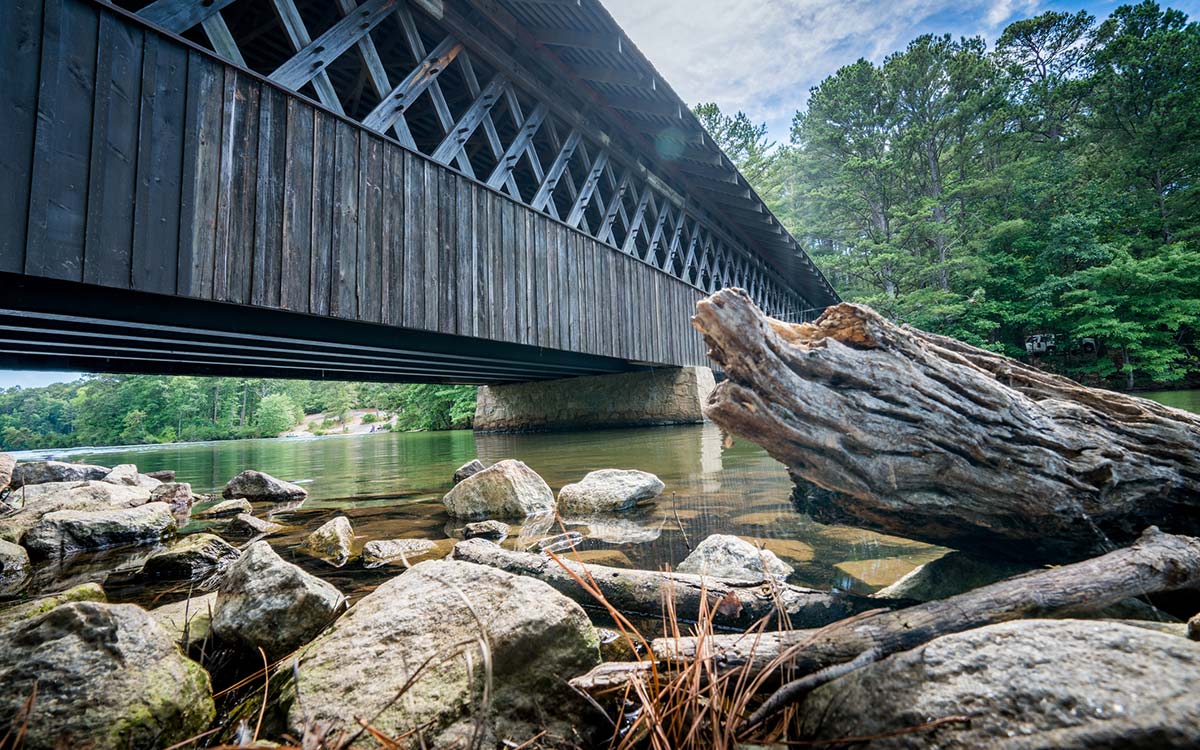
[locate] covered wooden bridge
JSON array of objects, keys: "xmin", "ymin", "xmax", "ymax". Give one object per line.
[{"xmin": 1, "ymin": 0, "xmax": 838, "ymax": 384}]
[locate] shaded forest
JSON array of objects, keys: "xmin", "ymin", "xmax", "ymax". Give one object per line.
[{"xmin": 697, "ymin": 1, "xmax": 1199, "ymax": 389}]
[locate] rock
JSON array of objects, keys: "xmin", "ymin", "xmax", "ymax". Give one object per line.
[
  {"xmin": 103, "ymin": 464, "xmax": 162, "ymax": 490},
  {"xmin": 144, "ymin": 469, "xmax": 175, "ymax": 483},
  {"xmin": 10, "ymin": 460, "xmax": 110, "ymax": 489},
  {"xmin": 212, "ymin": 541, "xmax": 344, "ymax": 659},
  {"xmin": 798, "ymin": 619, "xmax": 1200, "ymax": 749},
  {"xmin": 566, "ymin": 517, "xmax": 663, "ymax": 545},
  {"xmin": 197, "ymin": 497, "xmax": 253, "ymax": 518},
  {"xmin": 362, "ymin": 538, "xmax": 438, "ymax": 568},
  {"xmin": 150, "ymin": 592, "xmax": 218, "ymax": 651},
  {"xmin": 676, "ymin": 534, "xmax": 793, "ymax": 582},
  {"xmin": 833, "ymin": 557, "xmax": 923, "ymax": 590},
  {"xmin": 441, "ymin": 459, "xmax": 555, "ymax": 519},
  {"xmin": 23, "ymin": 502, "xmax": 177, "ymax": 557},
  {"xmin": 0, "ymin": 539, "xmax": 31, "ymax": 595},
  {"xmin": 874, "ymin": 551, "xmax": 1032, "ymax": 600},
  {"xmin": 1190, "ymin": 613, "xmax": 1200, "ymax": 641},
  {"xmin": 557, "ymin": 469, "xmax": 664, "ymax": 513},
  {"xmin": 226, "ymin": 512, "xmax": 283, "ymax": 538},
  {"xmin": 282, "ymin": 559, "xmax": 600, "ymax": 743},
  {"xmin": 0, "ymin": 481, "xmax": 152, "ymax": 544},
  {"xmin": 0, "ymin": 582, "xmax": 107, "ymax": 631},
  {"xmin": 463, "ymin": 519, "xmax": 510, "ymax": 540},
  {"xmin": 0, "ymin": 601, "xmax": 214, "ymax": 749},
  {"xmin": 141, "ymin": 533, "xmax": 240, "ymax": 581},
  {"xmin": 452, "ymin": 459, "xmax": 486, "ymax": 484},
  {"xmin": 302, "ymin": 516, "xmax": 354, "ymax": 566},
  {"xmin": 0, "ymin": 452, "xmax": 15, "ymax": 492},
  {"xmin": 223, "ymin": 469, "xmax": 307, "ymax": 502},
  {"xmin": 151, "ymin": 482, "xmax": 195, "ymax": 517}
]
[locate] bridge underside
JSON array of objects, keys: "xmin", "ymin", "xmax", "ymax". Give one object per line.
[{"xmin": 0, "ymin": 274, "xmax": 644, "ymax": 384}]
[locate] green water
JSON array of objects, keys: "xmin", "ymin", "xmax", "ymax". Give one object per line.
[
  {"xmin": 20, "ymin": 425, "xmax": 943, "ymax": 604},
  {"xmin": 1140, "ymin": 389, "xmax": 1200, "ymax": 414}
]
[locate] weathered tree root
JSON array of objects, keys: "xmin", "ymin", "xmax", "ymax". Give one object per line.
[{"xmin": 692, "ymin": 289, "xmax": 1200, "ymax": 562}]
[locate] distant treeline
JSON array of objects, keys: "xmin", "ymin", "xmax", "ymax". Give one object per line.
[
  {"xmin": 697, "ymin": 1, "xmax": 1199, "ymax": 389},
  {"xmin": 0, "ymin": 375, "xmax": 476, "ymax": 451}
]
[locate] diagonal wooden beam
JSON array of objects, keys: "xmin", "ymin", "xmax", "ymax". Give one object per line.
[
  {"xmin": 531, "ymin": 130, "xmax": 581, "ymax": 212},
  {"xmin": 360, "ymin": 37, "xmax": 462, "ymax": 134},
  {"xmin": 486, "ymin": 102, "xmax": 548, "ymax": 190},
  {"xmin": 597, "ymin": 170, "xmax": 632, "ymax": 245},
  {"xmin": 332, "ymin": 0, "xmax": 414, "ymax": 144},
  {"xmin": 566, "ymin": 149, "xmax": 610, "ymax": 228},
  {"xmin": 138, "ymin": 0, "xmax": 240, "ymax": 34},
  {"xmin": 431, "ymin": 75, "xmax": 508, "ymax": 165},
  {"xmin": 268, "ymin": 0, "xmax": 346, "ymax": 117},
  {"xmin": 620, "ymin": 184, "xmax": 653, "ymax": 255},
  {"xmin": 529, "ymin": 27, "xmax": 622, "ymax": 53},
  {"xmin": 457, "ymin": 51, "xmax": 519, "ymax": 195},
  {"xmin": 270, "ymin": 0, "xmax": 397, "ymax": 89},
  {"xmin": 199, "ymin": 12, "xmax": 245, "ymax": 67},
  {"xmin": 644, "ymin": 200, "xmax": 673, "ymax": 263}
]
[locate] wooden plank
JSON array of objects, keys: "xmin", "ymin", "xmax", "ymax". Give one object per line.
[
  {"xmin": 281, "ymin": 97, "xmax": 313, "ymax": 313},
  {"xmin": 178, "ymin": 51, "xmax": 223, "ymax": 299},
  {"xmin": 310, "ymin": 112, "xmax": 336, "ymax": 315},
  {"xmin": 331, "ymin": 120, "xmax": 359, "ymax": 319},
  {"xmin": 137, "ymin": 0, "xmax": 239, "ymax": 34},
  {"xmin": 357, "ymin": 134, "xmax": 383, "ymax": 323},
  {"xmin": 213, "ymin": 70, "xmax": 259, "ymax": 304},
  {"xmin": 514, "ymin": 204, "xmax": 526, "ymax": 343},
  {"xmin": 545, "ymin": 220, "xmax": 557, "ymax": 348},
  {"xmin": 382, "ymin": 143, "xmax": 405, "ymax": 327},
  {"xmin": 132, "ymin": 33, "xmax": 188, "ymax": 295},
  {"xmin": 270, "ymin": 0, "xmax": 397, "ymax": 90},
  {"xmin": 26, "ymin": 0, "xmax": 99, "ymax": 282},
  {"xmin": 83, "ymin": 14, "xmax": 143, "ymax": 289},
  {"xmin": 438, "ymin": 168, "xmax": 457, "ymax": 334},
  {"xmin": 533, "ymin": 216, "xmax": 545, "ymax": 347},
  {"xmin": 455, "ymin": 177, "xmax": 473, "ymax": 336},
  {"xmin": 0, "ymin": 0, "xmax": 45, "ymax": 272},
  {"xmin": 423, "ymin": 156, "xmax": 439, "ymax": 331},
  {"xmin": 402, "ymin": 151, "xmax": 424, "ymax": 330}
]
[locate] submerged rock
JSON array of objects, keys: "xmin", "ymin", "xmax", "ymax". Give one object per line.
[
  {"xmin": 223, "ymin": 469, "xmax": 307, "ymax": 502},
  {"xmin": 226, "ymin": 512, "xmax": 283, "ymax": 538},
  {"xmin": 0, "ymin": 539, "xmax": 31, "ymax": 595},
  {"xmin": 283, "ymin": 559, "xmax": 600, "ymax": 744},
  {"xmin": 874, "ymin": 550, "xmax": 1030, "ymax": 601},
  {"xmin": 150, "ymin": 592, "xmax": 218, "ymax": 651},
  {"xmin": 103, "ymin": 464, "xmax": 162, "ymax": 490},
  {"xmin": 676, "ymin": 534, "xmax": 793, "ymax": 582},
  {"xmin": 144, "ymin": 469, "xmax": 176, "ymax": 483},
  {"xmin": 302, "ymin": 516, "xmax": 354, "ymax": 566},
  {"xmin": 0, "ymin": 481, "xmax": 152, "ymax": 544},
  {"xmin": 0, "ymin": 601, "xmax": 214, "ymax": 749},
  {"xmin": 362, "ymin": 538, "xmax": 438, "ymax": 568},
  {"xmin": 0, "ymin": 582, "xmax": 107, "ymax": 631},
  {"xmin": 798, "ymin": 619, "xmax": 1200, "ymax": 749},
  {"xmin": 10, "ymin": 460, "xmax": 110, "ymax": 489},
  {"xmin": 141, "ymin": 533, "xmax": 240, "ymax": 581},
  {"xmin": 23, "ymin": 502, "xmax": 176, "ymax": 557},
  {"xmin": 151, "ymin": 482, "xmax": 196, "ymax": 518},
  {"xmin": 558, "ymin": 469, "xmax": 664, "ymax": 513},
  {"xmin": 441, "ymin": 459, "xmax": 555, "ymax": 519},
  {"xmin": 212, "ymin": 541, "xmax": 344, "ymax": 659},
  {"xmin": 452, "ymin": 459, "xmax": 486, "ymax": 484},
  {"xmin": 565, "ymin": 517, "xmax": 663, "ymax": 545},
  {"xmin": 197, "ymin": 497, "xmax": 253, "ymax": 518},
  {"xmin": 463, "ymin": 519, "xmax": 510, "ymax": 540}
]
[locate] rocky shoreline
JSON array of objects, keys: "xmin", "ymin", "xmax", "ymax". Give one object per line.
[{"xmin": 0, "ymin": 455, "xmax": 1198, "ymax": 748}]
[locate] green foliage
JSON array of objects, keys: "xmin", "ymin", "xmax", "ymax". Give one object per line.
[
  {"xmin": 385, "ymin": 385, "xmax": 477, "ymax": 432},
  {"xmin": 255, "ymin": 393, "xmax": 303, "ymax": 436},
  {"xmin": 698, "ymin": 1, "xmax": 1200, "ymax": 387}
]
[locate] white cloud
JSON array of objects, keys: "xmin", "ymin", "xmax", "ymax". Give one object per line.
[{"xmin": 602, "ymin": 0, "xmax": 1047, "ymax": 140}]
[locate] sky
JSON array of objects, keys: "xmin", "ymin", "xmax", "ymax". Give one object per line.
[{"xmin": 604, "ymin": 0, "xmax": 1200, "ymax": 141}]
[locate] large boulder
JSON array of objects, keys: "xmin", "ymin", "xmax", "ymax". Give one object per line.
[
  {"xmin": 141, "ymin": 533, "xmax": 240, "ymax": 581},
  {"xmin": 362, "ymin": 538, "xmax": 438, "ymax": 568},
  {"xmin": 557, "ymin": 469, "xmax": 664, "ymax": 513},
  {"xmin": 0, "ymin": 583, "xmax": 107, "ymax": 631},
  {"xmin": 302, "ymin": 516, "xmax": 354, "ymax": 566},
  {"xmin": 102, "ymin": 464, "xmax": 162, "ymax": 490},
  {"xmin": 212, "ymin": 541, "xmax": 344, "ymax": 659},
  {"xmin": 23, "ymin": 503, "xmax": 176, "ymax": 557},
  {"xmin": 441, "ymin": 460, "xmax": 555, "ymax": 519},
  {"xmin": 452, "ymin": 459, "xmax": 486, "ymax": 485},
  {"xmin": 225, "ymin": 512, "xmax": 283, "ymax": 538},
  {"xmin": 0, "ymin": 452, "xmax": 15, "ymax": 492},
  {"xmin": 223, "ymin": 469, "xmax": 307, "ymax": 502},
  {"xmin": 676, "ymin": 534, "xmax": 793, "ymax": 582},
  {"xmin": 10, "ymin": 460, "xmax": 110, "ymax": 489},
  {"xmin": 196, "ymin": 497, "xmax": 252, "ymax": 518},
  {"xmin": 0, "ymin": 601, "xmax": 214, "ymax": 749},
  {"xmin": 282, "ymin": 559, "xmax": 600, "ymax": 745},
  {"xmin": 874, "ymin": 551, "xmax": 1031, "ymax": 601},
  {"xmin": 798, "ymin": 619, "xmax": 1200, "ymax": 749},
  {"xmin": 0, "ymin": 481, "xmax": 152, "ymax": 543},
  {"xmin": 150, "ymin": 482, "xmax": 195, "ymax": 518},
  {"xmin": 0, "ymin": 539, "xmax": 30, "ymax": 595}
]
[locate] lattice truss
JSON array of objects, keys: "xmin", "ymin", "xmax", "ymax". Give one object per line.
[{"xmin": 124, "ymin": 0, "xmax": 812, "ymax": 321}]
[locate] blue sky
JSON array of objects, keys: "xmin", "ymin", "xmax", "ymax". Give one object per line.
[{"xmin": 606, "ymin": 0, "xmax": 1200, "ymax": 140}]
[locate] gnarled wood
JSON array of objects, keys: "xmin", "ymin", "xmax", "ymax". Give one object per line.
[
  {"xmin": 451, "ymin": 538, "xmax": 895, "ymax": 630},
  {"xmin": 692, "ymin": 289, "xmax": 1200, "ymax": 562}
]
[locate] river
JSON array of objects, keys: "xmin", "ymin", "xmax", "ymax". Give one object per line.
[{"xmin": 17, "ymin": 389, "xmax": 1199, "ymax": 608}]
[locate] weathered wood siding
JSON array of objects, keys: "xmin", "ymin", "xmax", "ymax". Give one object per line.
[{"xmin": 0, "ymin": 0, "xmax": 709, "ymax": 369}]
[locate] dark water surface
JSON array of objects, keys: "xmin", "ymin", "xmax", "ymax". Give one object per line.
[{"xmin": 19, "ymin": 388, "xmax": 1197, "ymax": 609}]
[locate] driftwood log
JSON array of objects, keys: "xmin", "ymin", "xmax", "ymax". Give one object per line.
[
  {"xmin": 693, "ymin": 289, "xmax": 1200, "ymax": 562},
  {"xmin": 451, "ymin": 539, "xmax": 894, "ymax": 630}
]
